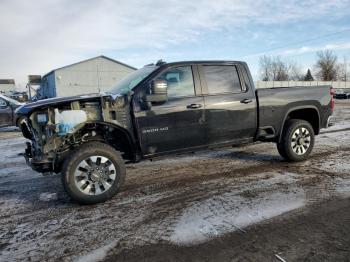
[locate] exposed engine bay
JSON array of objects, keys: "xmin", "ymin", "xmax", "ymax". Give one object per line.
[{"xmin": 17, "ymin": 94, "xmax": 134, "ymax": 173}]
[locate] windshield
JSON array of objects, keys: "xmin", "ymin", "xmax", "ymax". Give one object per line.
[
  {"xmin": 109, "ymin": 66, "xmax": 158, "ymax": 94},
  {"xmin": 0, "ymin": 94, "xmax": 22, "ymax": 105}
]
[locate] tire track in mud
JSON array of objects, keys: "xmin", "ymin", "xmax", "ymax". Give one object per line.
[
  {"xmin": 113, "ymin": 145, "xmax": 350, "ymax": 249},
  {"xmin": 122, "ymin": 146, "xmax": 350, "ymax": 196},
  {"xmin": 1, "ymin": 144, "xmax": 347, "ymax": 261},
  {"xmin": 321, "ymin": 127, "xmax": 350, "ymax": 134}
]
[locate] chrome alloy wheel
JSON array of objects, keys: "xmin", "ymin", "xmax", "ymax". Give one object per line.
[
  {"xmin": 291, "ymin": 127, "xmax": 311, "ymax": 156},
  {"xmin": 74, "ymin": 156, "xmax": 116, "ymax": 195}
]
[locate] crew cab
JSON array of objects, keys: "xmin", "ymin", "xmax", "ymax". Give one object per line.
[{"xmin": 16, "ymin": 61, "xmax": 335, "ymax": 204}]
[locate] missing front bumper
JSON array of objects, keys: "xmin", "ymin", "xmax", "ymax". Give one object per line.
[{"xmin": 20, "ymin": 142, "xmax": 54, "ymax": 173}]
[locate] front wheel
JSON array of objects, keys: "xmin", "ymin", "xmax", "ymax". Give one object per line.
[
  {"xmin": 62, "ymin": 142, "xmax": 126, "ymax": 204},
  {"xmin": 277, "ymin": 119, "xmax": 315, "ymax": 162}
]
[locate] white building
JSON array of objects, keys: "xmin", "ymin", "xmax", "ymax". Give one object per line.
[
  {"xmin": 37, "ymin": 56, "xmax": 136, "ymax": 99},
  {"xmin": 0, "ymin": 79, "xmax": 16, "ymax": 95}
]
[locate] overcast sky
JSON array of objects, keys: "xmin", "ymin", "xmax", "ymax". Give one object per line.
[{"xmin": 1, "ymin": 0, "xmax": 350, "ymax": 88}]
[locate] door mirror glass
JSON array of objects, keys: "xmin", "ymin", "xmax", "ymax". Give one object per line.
[
  {"xmin": 152, "ymin": 79, "xmax": 168, "ymax": 95},
  {"xmin": 146, "ymin": 79, "xmax": 168, "ymax": 103},
  {"xmin": 0, "ymin": 98, "xmax": 9, "ymax": 108}
]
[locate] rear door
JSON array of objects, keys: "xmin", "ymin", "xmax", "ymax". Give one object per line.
[
  {"xmin": 134, "ymin": 65, "xmax": 206, "ymax": 156},
  {"xmin": 0, "ymin": 97, "xmax": 12, "ymax": 127},
  {"xmin": 198, "ymin": 63, "xmax": 257, "ymax": 145}
]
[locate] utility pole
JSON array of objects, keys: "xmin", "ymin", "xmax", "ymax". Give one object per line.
[
  {"xmin": 342, "ymin": 56, "xmax": 347, "ymax": 82},
  {"xmin": 342, "ymin": 56, "xmax": 348, "ymax": 88}
]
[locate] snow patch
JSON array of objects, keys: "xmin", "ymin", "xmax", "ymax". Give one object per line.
[
  {"xmin": 315, "ymin": 150, "xmax": 350, "ymax": 174},
  {"xmin": 75, "ymin": 240, "xmax": 118, "ymax": 262},
  {"xmin": 321, "ymin": 121, "xmax": 350, "ymax": 133},
  {"xmin": 0, "ymin": 126, "xmax": 20, "ymax": 132},
  {"xmin": 0, "ymin": 166, "xmax": 31, "ymax": 176},
  {"xmin": 169, "ymin": 175, "xmax": 305, "ymax": 245},
  {"xmin": 317, "ymin": 130, "xmax": 350, "ymax": 147},
  {"xmin": 334, "ymin": 178, "xmax": 350, "ymax": 197},
  {"xmin": 322, "ymin": 161, "xmax": 350, "ymax": 174},
  {"xmin": 39, "ymin": 192, "xmax": 58, "ymax": 201}
]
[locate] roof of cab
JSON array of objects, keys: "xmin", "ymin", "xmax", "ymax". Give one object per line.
[{"xmin": 159, "ymin": 60, "xmax": 246, "ymax": 67}]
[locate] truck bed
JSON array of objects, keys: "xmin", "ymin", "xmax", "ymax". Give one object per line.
[{"xmin": 256, "ymin": 85, "xmax": 333, "ymax": 139}]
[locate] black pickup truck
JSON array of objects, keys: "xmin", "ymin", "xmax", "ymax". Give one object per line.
[{"xmin": 16, "ymin": 61, "xmax": 335, "ymax": 204}]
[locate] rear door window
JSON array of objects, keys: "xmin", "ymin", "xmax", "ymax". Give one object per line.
[{"xmin": 202, "ymin": 65, "xmax": 242, "ymax": 94}]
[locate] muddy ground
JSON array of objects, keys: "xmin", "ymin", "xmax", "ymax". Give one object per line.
[{"xmin": 0, "ymin": 100, "xmax": 350, "ymax": 262}]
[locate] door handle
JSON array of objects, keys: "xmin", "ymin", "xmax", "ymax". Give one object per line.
[
  {"xmin": 240, "ymin": 98, "xmax": 253, "ymax": 104},
  {"xmin": 187, "ymin": 103, "xmax": 203, "ymax": 109}
]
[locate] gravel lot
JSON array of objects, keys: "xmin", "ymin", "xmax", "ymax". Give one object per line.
[{"xmin": 0, "ymin": 100, "xmax": 350, "ymax": 262}]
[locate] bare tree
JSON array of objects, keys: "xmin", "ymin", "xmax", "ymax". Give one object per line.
[
  {"xmin": 272, "ymin": 56, "xmax": 289, "ymax": 81},
  {"xmin": 259, "ymin": 55, "xmax": 302, "ymax": 81},
  {"xmin": 287, "ymin": 60, "xmax": 303, "ymax": 81},
  {"xmin": 314, "ymin": 49, "xmax": 338, "ymax": 81},
  {"xmin": 259, "ymin": 55, "xmax": 272, "ymax": 81}
]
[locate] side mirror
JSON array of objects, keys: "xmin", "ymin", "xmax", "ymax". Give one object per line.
[
  {"xmin": 0, "ymin": 100, "xmax": 9, "ymax": 109},
  {"xmin": 146, "ymin": 79, "xmax": 168, "ymax": 103}
]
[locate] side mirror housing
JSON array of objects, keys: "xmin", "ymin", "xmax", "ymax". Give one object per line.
[
  {"xmin": 0, "ymin": 100, "xmax": 9, "ymax": 109},
  {"xmin": 146, "ymin": 79, "xmax": 168, "ymax": 103}
]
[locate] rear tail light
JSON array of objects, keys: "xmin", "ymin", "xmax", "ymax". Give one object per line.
[{"xmin": 330, "ymin": 87, "xmax": 335, "ymax": 111}]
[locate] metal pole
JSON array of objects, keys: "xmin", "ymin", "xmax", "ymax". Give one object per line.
[
  {"xmin": 27, "ymin": 83, "xmax": 32, "ymax": 100},
  {"xmin": 96, "ymin": 64, "xmax": 101, "ymax": 93}
]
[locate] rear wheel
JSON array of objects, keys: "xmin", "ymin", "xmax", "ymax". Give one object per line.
[
  {"xmin": 277, "ymin": 119, "xmax": 315, "ymax": 162},
  {"xmin": 62, "ymin": 142, "xmax": 126, "ymax": 204}
]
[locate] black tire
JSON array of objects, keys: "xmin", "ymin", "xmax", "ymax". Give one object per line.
[
  {"xmin": 276, "ymin": 142, "xmax": 287, "ymax": 159},
  {"xmin": 62, "ymin": 142, "xmax": 126, "ymax": 204},
  {"xmin": 277, "ymin": 119, "xmax": 315, "ymax": 162}
]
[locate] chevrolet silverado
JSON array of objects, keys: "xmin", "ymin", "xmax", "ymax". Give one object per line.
[{"xmin": 16, "ymin": 61, "xmax": 335, "ymax": 204}]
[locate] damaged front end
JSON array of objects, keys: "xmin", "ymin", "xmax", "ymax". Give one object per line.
[{"xmin": 16, "ymin": 94, "xmax": 133, "ymax": 173}]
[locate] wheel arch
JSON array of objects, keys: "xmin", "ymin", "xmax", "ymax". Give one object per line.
[
  {"xmin": 81, "ymin": 122, "xmax": 140, "ymax": 161},
  {"xmin": 54, "ymin": 122, "xmax": 140, "ymax": 174},
  {"xmin": 278, "ymin": 106, "xmax": 320, "ymax": 143},
  {"xmin": 71, "ymin": 122, "xmax": 140, "ymax": 161}
]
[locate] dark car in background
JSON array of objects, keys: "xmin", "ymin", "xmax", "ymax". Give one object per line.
[
  {"xmin": 334, "ymin": 89, "xmax": 350, "ymax": 99},
  {"xmin": 10, "ymin": 91, "xmax": 29, "ymax": 103},
  {"xmin": 0, "ymin": 94, "xmax": 23, "ymax": 127}
]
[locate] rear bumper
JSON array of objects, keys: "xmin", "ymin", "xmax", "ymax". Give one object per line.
[{"xmin": 326, "ymin": 116, "xmax": 336, "ymax": 128}]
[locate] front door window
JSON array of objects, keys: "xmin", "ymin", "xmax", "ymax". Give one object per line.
[{"xmin": 154, "ymin": 66, "xmax": 195, "ymax": 98}]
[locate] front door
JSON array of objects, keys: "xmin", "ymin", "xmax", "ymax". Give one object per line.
[
  {"xmin": 0, "ymin": 97, "xmax": 12, "ymax": 127},
  {"xmin": 134, "ymin": 65, "xmax": 205, "ymax": 156}
]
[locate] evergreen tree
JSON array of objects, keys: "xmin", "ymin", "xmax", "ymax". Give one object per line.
[{"xmin": 304, "ymin": 69, "xmax": 314, "ymax": 81}]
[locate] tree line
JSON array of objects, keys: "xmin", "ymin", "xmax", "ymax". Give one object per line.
[{"xmin": 259, "ymin": 50, "xmax": 349, "ymax": 81}]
